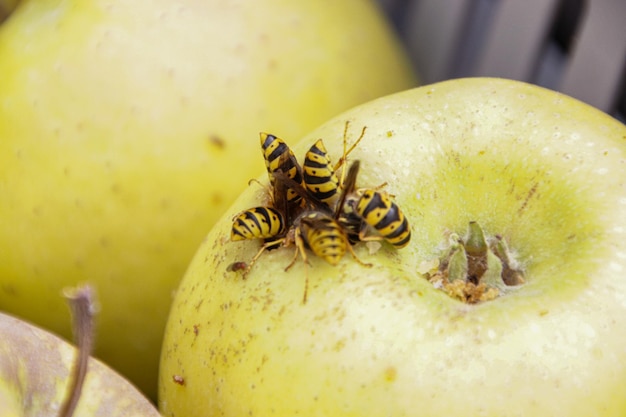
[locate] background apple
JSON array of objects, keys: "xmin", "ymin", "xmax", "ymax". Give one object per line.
[
  {"xmin": 0, "ymin": 311, "xmax": 161, "ymax": 417},
  {"xmin": 0, "ymin": 0, "xmax": 416, "ymax": 398},
  {"xmin": 159, "ymin": 78, "xmax": 626, "ymax": 416}
]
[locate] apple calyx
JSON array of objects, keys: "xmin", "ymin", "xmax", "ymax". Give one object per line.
[{"xmin": 424, "ymin": 221, "xmax": 524, "ymax": 303}]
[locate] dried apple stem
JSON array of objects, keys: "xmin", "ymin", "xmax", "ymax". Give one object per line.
[
  {"xmin": 0, "ymin": 0, "xmax": 18, "ymax": 23},
  {"xmin": 59, "ymin": 284, "xmax": 98, "ymax": 417}
]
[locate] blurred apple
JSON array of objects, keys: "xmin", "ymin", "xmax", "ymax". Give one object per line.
[
  {"xmin": 0, "ymin": 0, "xmax": 416, "ymax": 398},
  {"xmin": 0, "ymin": 311, "xmax": 161, "ymax": 417},
  {"xmin": 159, "ymin": 78, "xmax": 626, "ymax": 416}
]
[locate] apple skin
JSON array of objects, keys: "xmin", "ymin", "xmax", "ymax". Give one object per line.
[
  {"xmin": 159, "ymin": 78, "xmax": 626, "ymax": 416},
  {"xmin": 0, "ymin": 312, "xmax": 161, "ymax": 417},
  {"xmin": 0, "ymin": 0, "xmax": 416, "ymax": 398}
]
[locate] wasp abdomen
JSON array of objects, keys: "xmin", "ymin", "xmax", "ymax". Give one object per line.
[
  {"xmin": 300, "ymin": 212, "xmax": 347, "ymax": 265},
  {"xmin": 303, "ymin": 139, "xmax": 339, "ymax": 204},
  {"xmin": 231, "ymin": 207, "xmax": 285, "ymax": 241},
  {"xmin": 260, "ymin": 133, "xmax": 303, "ymax": 203},
  {"xmin": 356, "ymin": 190, "xmax": 411, "ymax": 248}
]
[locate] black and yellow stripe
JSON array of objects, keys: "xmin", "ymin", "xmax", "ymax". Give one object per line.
[
  {"xmin": 259, "ymin": 133, "xmax": 303, "ymax": 203},
  {"xmin": 355, "ymin": 190, "xmax": 411, "ymax": 248},
  {"xmin": 302, "ymin": 139, "xmax": 339, "ymax": 205},
  {"xmin": 299, "ymin": 211, "xmax": 348, "ymax": 265},
  {"xmin": 231, "ymin": 206, "xmax": 285, "ymax": 242}
]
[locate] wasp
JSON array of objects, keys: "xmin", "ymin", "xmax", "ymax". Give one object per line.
[
  {"xmin": 259, "ymin": 132, "xmax": 304, "ymax": 206},
  {"xmin": 229, "ymin": 158, "xmax": 296, "ymax": 274},
  {"xmin": 353, "ymin": 189, "xmax": 411, "ymax": 248},
  {"xmin": 336, "ymin": 160, "xmax": 411, "ymax": 249},
  {"xmin": 302, "ymin": 139, "xmax": 339, "ymax": 206},
  {"xmin": 302, "ymin": 122, "xmax": 367, "ymax": 209},
  {"xmin": 230, "ymin": 206, "xmax": 286, "ymax": 242}
]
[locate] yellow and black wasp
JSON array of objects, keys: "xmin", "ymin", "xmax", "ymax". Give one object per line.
[
  {"xmin": 343, "ymin": 189, "xmax": 412, "ymax": 248},
  {"xmin": 232, "ymin": 132, "xmax": 307, "ymax": 253},
  {"xmin": 336, "ymin": 170, "xmax": 412, "ymax": 249},
  {"xmin": 230, "ymin": 155, "xmax": 295, "ymax": 270},
  {"xmin": 231, "ymin": 132, "xmax": 308, "ymax": 273},
  {"xmin": 259, "ymin": 132, "xmax": 304, "ymax": 209},
  {"xmin": 354, "ymin": 190, "xmax": 411, "ymax": 248},
  {"xmin": 301, "ymin": 122, "xmax": 369, "ymax": 209},
  {"xmin": 302, "ymin": 139, "xmax": 339, "ymax": 206},
  {"xmin": 330, "ymin": 139, "xmax": 411, "ymax": 249}
]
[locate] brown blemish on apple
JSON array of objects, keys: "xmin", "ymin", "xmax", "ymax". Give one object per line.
[
  {"xmin": 208, "ymin": 134, "xmax": 226, "ymax": 150},
  {"xmin": 1, "ymin": 283, "xmax": 18, "ymax": 295},
  {"xmin": 110, "ymin": 183, "xmax": 122, "ymax": 194},
  {"xmin": 172, "ymin": 375, "xmax": 186, "ymax": 386},
  {"xmin": 333, "ymin": 338, "xmax": 347, "ymax": 352},
  {"xmin": 211, "ymin": 192, "xmax": 223, "ymax": 206},
  {"xmin": 99, "ymin": 237, "xmax": 110, "ymax": 248},
  {"xmin": 384, "ymin": 366, "xmax": 397, "ymax": 382},
  {"xmin": 194, "ymin": 298, "xmax": 204, "ymax": 311},
  {"xmin": 517, "ymin": 182, "xmax": 539, "ymax": 215}
]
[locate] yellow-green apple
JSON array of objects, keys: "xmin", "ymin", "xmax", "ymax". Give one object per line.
[
  {"xmin": 0, "ymin": 0, "xmax": 416, "ymax": 398},
  {"xmin": 159, "ymin": 78, "xmax": 626, "ymax": 416},
  {"xmin": 0, "ymin": 311, "xmax": 161, "ymax": 417}
]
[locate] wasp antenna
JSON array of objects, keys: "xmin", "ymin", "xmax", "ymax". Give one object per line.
[
  {"xmin": 241, "ymin": 238, "xmax": 285, "ymax": 278},
  {"xmin": 346, "ymin": 243, "xmax": 373, "ymax": 268},
  {"xmin": 334, "ymin": 122, "xmax": 367, "ymax": 173},
  {"xmin": 247, "ymin": 178, "xmax": 263, "ymax": 187}
]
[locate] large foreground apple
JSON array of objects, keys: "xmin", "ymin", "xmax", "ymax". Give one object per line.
[
  {"xmin": 159, "ymin": 78, "xmax": 626, "ymax": 416},
  {"xmin": 0, "ymin": 0, "xmax": 416, "ymax": 397}
]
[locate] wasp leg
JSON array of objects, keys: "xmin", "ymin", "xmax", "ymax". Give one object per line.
[
  {"xmin": 372, "ymin": 182, "xmax": 389, "ymax": 192},
  {"xmin": 246, "ymin": 178, "xmax": 276, "ymax": 205},
  {"xmin": 242, "ymin": 238, "xmax": 284, "ymax": 279},
  {"xmin": 284, "ymin": 227, "xmax": 312, "ymax": 304},
  {"xmin": 346, "ymin": 241, "xmax": 373, "ymax": 268},
  {"xmin": 284, "ymin": 227, "xmax": 308, "ymax": 272},
  {"xmin": 357, "ymin": 226, "xmax": 386, "ymax": 243}
]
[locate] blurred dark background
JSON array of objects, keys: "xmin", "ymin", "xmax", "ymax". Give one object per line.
[{"xmin": 377, "ymin": 0, "xmax": 625, "ymax": 121}]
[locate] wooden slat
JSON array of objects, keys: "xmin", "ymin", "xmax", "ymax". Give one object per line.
[
  {"xmin": 474, "ymin": 0, "xmax": 560, "ymax": 80},
  {"xmin": 559, "ymin": 0, "xmax": 626, "ymax": 112},
  {"xmin": 403, "ymin": 0, "xmax": 474, "ymax": 83}
]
